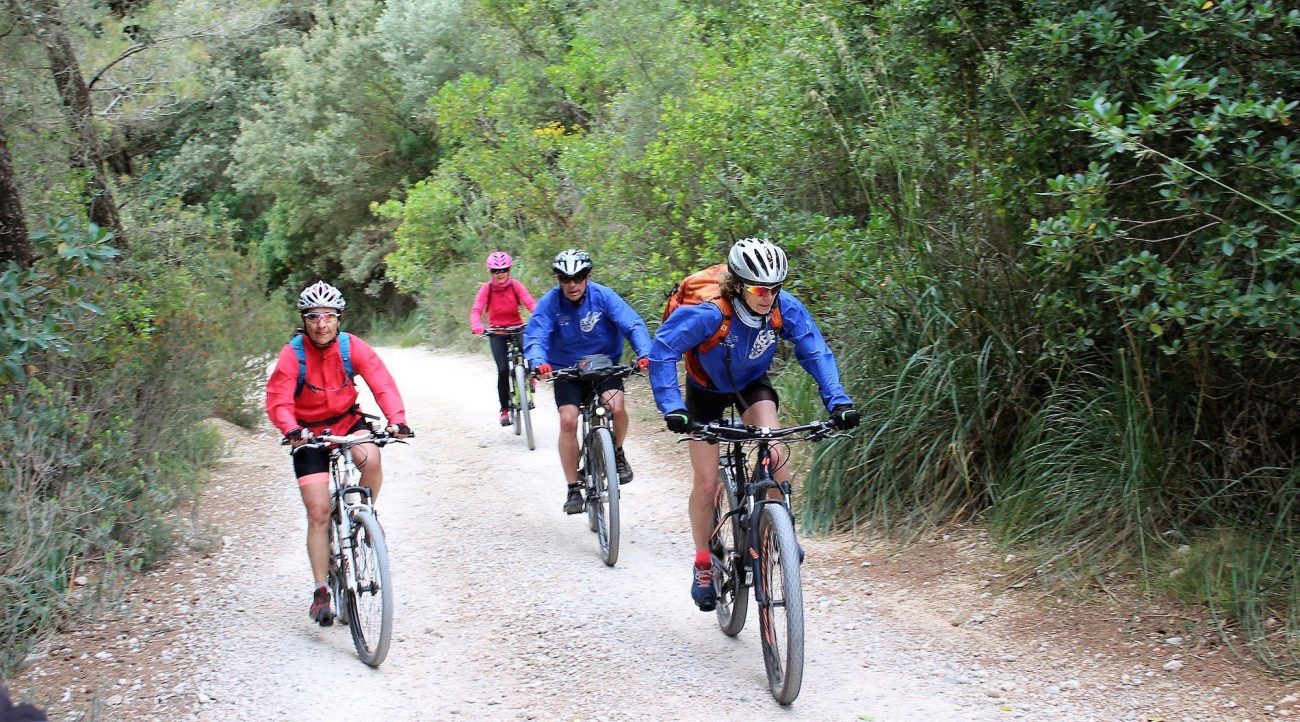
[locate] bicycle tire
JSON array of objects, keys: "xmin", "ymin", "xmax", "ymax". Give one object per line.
[
  {"xmin": 590, "ymin": 426, "xmax": 620, "ymax": 566},
  {"xmin": 509, "ymin": 363, "xmax": 522, "ymax": 435},
  {"xmin": 713, "ymin": 462, "xmax": 749, "ymax": 636},
  {"xmin": 346, "ymin": 507, "xmax": 393, "ymax": 667},
  {"xmin": 756, "ymin": 504, "xmax": 804, "ymax": 705},
  {"xmin": 514, "ymin": 363, "xmax": 535, "ymax": 450},
  {"xmin": 586, "ymin": 443, "xmax": 599, "ymax": 533}
]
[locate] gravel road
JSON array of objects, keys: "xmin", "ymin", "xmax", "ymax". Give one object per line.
[{"xmin": 9, "ymin": 347, "xmax": 1296, "ymax": 721}]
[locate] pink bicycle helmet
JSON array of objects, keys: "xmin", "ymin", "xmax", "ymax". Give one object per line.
[{"xmin": 486, "ymin": 251, "xmax": 513, "ymax": 270}]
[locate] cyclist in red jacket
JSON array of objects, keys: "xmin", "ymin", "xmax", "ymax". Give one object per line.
[
  {"xmin": 470, "ymin": 251, "xmax": 537, "ymax": 425},
  {"xmin": 265, "ymin": 280, "xmax": 412, "ymax": 626}
]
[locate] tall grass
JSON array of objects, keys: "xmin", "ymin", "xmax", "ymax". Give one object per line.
[
  {"xmin": 985, "ymin": 360, "xmax": 1171, "ymax": 579},
  {"xmin": 1171, "ymin": 469, "xmax": 1300, "ymax": 671},
  {"xmin": 804, "ymin": 283, "xmax": 1300, "ymax": 672},
  {"xmin": 801, "ymin": 307, "xmax": 1015, "ymax": 538}
]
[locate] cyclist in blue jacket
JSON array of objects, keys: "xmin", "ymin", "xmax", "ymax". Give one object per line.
[
  {"xmin": 649, "ymin": 238, "xmax": 860, "ymax": 611},
  {"xmin": 525, "ymin": 248, "xmax": 653, "ymax": 513}
]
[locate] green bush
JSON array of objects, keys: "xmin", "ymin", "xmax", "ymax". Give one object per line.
[{"xmin": 0, "ymin": 213, "xmax": 282, "ymax": 676}]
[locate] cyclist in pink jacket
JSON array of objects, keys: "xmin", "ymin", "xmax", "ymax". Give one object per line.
[{"xmin": 470, "ymin": 251, "xmax": 538, "ymax": 425}]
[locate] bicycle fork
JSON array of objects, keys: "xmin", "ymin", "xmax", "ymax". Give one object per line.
[{"xmin": 745, "ymin": 480, "xmax": 796, "ymax": 605}]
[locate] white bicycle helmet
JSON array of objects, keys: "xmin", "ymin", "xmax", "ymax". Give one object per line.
[
  {"xmin": 296, "ymin": 280, "xmax": 347, "ymax": 311},
  {"xmin": 552, "ymin": 248, "xmax": 593, "ymax": 277},
  {"xmin": 727, "ymin": 238, "xmax": 788, "ymax": 285}
]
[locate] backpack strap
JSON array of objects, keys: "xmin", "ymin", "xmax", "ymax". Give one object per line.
[
  {"xmin": 683, "ymin": 297, "xmax": 784, "ymax": 390},
  {"xmin": 338, "ymin": 331, "xmax": 355, "ymax": 380},
  {"xmin": 684, "ymin": 299, "xmax": 729, "ymax": 387},
  {"xmin": 290, "ymin": 334, "xmax": 308, "ymax": 398},
  {"xmin": 698, "ymin": 297, "xmax": 731, "ymax": 353},
  {"xmin": 290, "ymin": 332, "xmax": 355, "ymax": 398}
]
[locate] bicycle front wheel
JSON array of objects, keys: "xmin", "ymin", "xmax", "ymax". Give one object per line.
[
  {"xmin": 346, "ymin": 507, "xmax": 393, "ymax": 667},
  {"xmin": 713, "ymin": 462, "xmax": 749, "ymax": 636},
  {"xmin": 510, "ymin": 365, "xmax": 522, "ymax": 436},
  {"xmin": 327, "ymin": 519, "xmax": 349, "ymax": 627},
  {"xmin": 514, "ymin": 363, "xmax": 535, "ymax": 450},
  {"xmin": 756, "ymin": 504, "xmax": 804, "ymax": 705},
  {"xmin": 589, "ymin": 426, "xmax": 620, "ymax": 566}
]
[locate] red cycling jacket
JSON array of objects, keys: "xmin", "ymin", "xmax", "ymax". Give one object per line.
[{"xmin": 264, "ymin": 333, "xmax": 407, "ymax": 435}]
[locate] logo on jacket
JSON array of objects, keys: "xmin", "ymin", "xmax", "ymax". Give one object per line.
[
  {"xmin": 580, "ymin": 310, "xmax": 603, "ymax": 333},
  {"xmin": 748, "ymin": 329, "xmax": 777, "ymax": 360}
]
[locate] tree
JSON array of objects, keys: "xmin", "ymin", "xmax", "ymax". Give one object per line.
[
  {"xmin": 8, "ymin": 0, "xmax": 124, "ymax": 241},
  {"xmin": 0, "ymin": 102, "xmax": 30, "ymax": 268}
]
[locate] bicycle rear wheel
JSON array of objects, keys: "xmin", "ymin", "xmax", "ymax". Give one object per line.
[
  {"xmin": 713, "ymin": 461, "xmax": 749, "ymax": 636},
  {"xmin": 346, "ymin": 507, "xmax": 393, "ymax": 667},
  {"xmin": 514, "ymin": 363, "xmax": 535, "ymax": 450},
  {"xmin": 588, "ymin": 426, "xmax": 620, "ymax": 566},
  {"xmin": 756, "ymin": 504, "xmax": 804, "ymax": 705}
]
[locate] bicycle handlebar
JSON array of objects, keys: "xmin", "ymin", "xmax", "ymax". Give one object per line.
[
  {"xmin": 683, "ymin": 418, "xmax": 841, "ymax": 443},
  {"xmin": 547, "ymin": 363, "xmax": 642, "ymax": 384},
  {"xmin": 283, "ymin": 429, "xmax": 413, "ymax": 453},
  {"xmin": 486, "ymin": 325, "xmax": 526, "ymax": 334}
]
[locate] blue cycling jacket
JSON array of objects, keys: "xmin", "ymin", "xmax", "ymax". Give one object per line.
[
  {"xmin": 524, "ymin": 281, "xmax": 652, "ymax": 369},
  {"xmin": 649, "ymin": 291, "xmax": 851, "ymax": 415}
]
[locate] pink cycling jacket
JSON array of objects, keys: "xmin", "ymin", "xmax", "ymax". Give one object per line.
[{"xmin": 470, "ymin": 278, "xmax": 536, "ymax": 333}]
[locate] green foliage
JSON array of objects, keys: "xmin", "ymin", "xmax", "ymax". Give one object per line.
[
  {"xmin": 11, "ymin": 0, "xmax": 1298, "ymax": 674},
  {"xmin": 1029, "ymin": 15, "xmax": 1300, "ymax": 363},
  {"xmin": 229, "ymin": 0, "xmax": 440, "ymax": 305},
  {"xmin": 0, "ymin": 203, "xmax": 284, "ymax": 674},
  {"xmin": 0, "ymin": 220, "xmax": 120, "ymax": 383}
]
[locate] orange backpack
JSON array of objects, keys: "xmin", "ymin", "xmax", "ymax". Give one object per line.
[{"xmin": 662, "ymin": 263, "xmax": 783, "ymax": 387}]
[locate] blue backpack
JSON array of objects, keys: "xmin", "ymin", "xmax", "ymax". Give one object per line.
[{"xmin": 290, "ymin": 332, "xmax": 355, "ymax": 397}]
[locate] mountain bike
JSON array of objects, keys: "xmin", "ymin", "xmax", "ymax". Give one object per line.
[
  {"xmin": 685, "ymin": 418, "xmax": 841, "ymax": 705},
  {"xmin": 549, "ymin": 354, "xmax": 640, "ymax": 566},
  {"xmin": 289, "ymin": 428, "xmax": 410, "ymax": 667},
  {"xmin": 488, "ymin": 324, "xmax": 535, "ymax": 450}
]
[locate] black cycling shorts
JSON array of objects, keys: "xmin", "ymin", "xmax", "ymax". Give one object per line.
[
  {"xmin": 292, "ymin": 416, "xmax": 373, "ymax": 480},
  {"xmin": 553, "ymin": 376, "xmax": 624, "ymax": 409},
  {"xmin": 686, "ymin": 375, "xmax": 779, "ymax": 424}
]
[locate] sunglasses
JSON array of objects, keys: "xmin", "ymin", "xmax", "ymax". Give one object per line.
[
  {"xmin": 744, "ymin": 284, "xmax": 781, "ymax": 298},
  {"xmin": 303, "ymin": 311, "xmax": 341, "ymax": 323},
  {"xmin": 490, "ymin": 268, "xmax": 510, "ymax": 275},
  {"xmin": 557, "ymin": 273, "xmax": 590, "ymax": 284}
]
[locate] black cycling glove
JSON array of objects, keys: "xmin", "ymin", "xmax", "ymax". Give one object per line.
[
  {"xmin": 394, "ymin": 423, "xmax": 413, "ymax": 437},
  {"xmin": 830, "ymin": 405, "xmax": 860, "ymax": 430},
  {"xmin": 285, "ymin": 427, "xmax": 309, "ymax": 442},
  {"xmin": 665, "ymin": 409, "xmax": 691, "ymax": 433}
]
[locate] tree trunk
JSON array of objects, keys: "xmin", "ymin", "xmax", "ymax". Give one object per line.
[
  {"xmin": 11, "ymin": 0, "xmax": 126, "ymax": 242},
  {"xmin": 0, "ymin": 108, "xmax": 31, "ymax": 269}
]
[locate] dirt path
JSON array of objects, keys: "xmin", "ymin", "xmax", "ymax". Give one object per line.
[{"xmin": 8, "ymin": 347, "xmax": 1298, "ymax": 721}]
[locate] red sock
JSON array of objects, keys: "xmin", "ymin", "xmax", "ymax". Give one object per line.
[{"xmin": 694, "ymin": 550, "xmax": 711, "ymax": 568}]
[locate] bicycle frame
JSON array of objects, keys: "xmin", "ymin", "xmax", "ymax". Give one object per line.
[
  {"xmin": 690, "ymin": 418, "xmax": 840, "ymax": 703},
  {"xmin": 578, "ymin": 382, "xmax": 615, "ymax": 447},
  {"xmin": 550, "ymin": 356, "xmax": 640, "ymax": 565},
  {"xmin": 489, "ymin": 325, "xmax": 535, "ymax": 440},
  {"xmin": 286, "ymin": 428, "xmax": 404, "ymax": 667},
  {"xmin": 327, "ymin": 438, "xmax": 373, "ymax": 595},
  {"xmin": 722, "ymin": 437, "xmax": 796, "ymax": 589}
]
